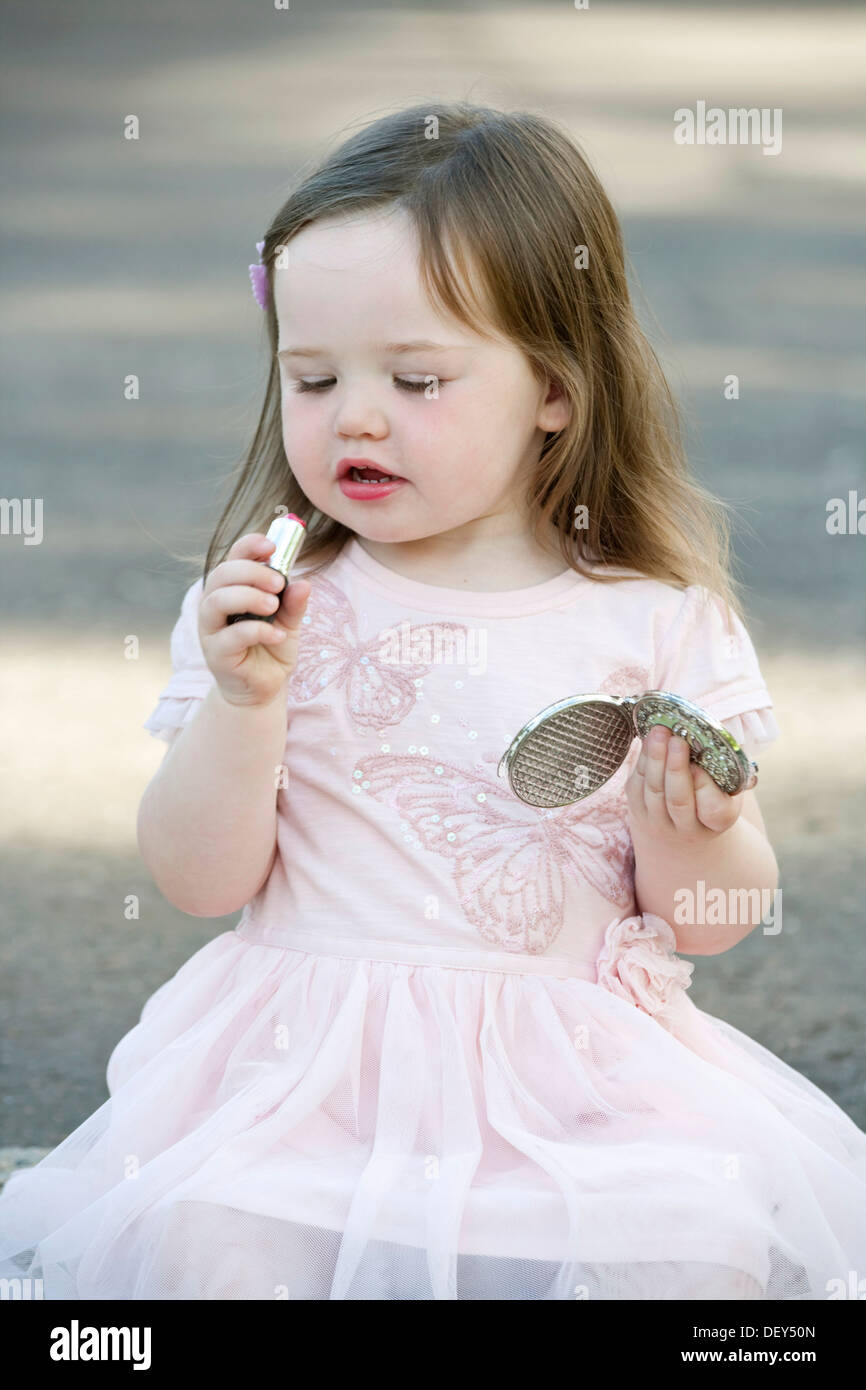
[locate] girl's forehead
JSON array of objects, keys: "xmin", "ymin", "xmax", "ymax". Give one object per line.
[
  {"xmin": 277, "ymin": 208, "xmax": 417, "ymax": 273},
  {"xmin": 273, "ymin": 210, "xmax": 501, "ymax": 351},
  {"xmin": 274, "ymin": 234, "xmax": 431, "ymax": 330},
  {"xmin": 275, "ymin": 282, "xmax": 474, "ymax": 353}
]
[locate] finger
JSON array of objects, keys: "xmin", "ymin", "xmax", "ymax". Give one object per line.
[
  {"xmin": 213, "ymin": 619, "xmax": 289, "ymax": 655},
  {"xmin": 223, "ymin": 531, "xmax": 279, "ymax": 564},
  {"xmin": 663, "ymin": 734, "xmax": 701, "ymax": 832},
  {"xmin": 274, "ymin": 576, "xmax": 310, "ymax": 624},
  {"xmin": 203, "ymin": 558, "xmax": 286, "ymax": 601},
  {"xmin": 694, "ymin": 773, "xmax": 744, "ymax": 833},
  {"xmin": 201, "ymin": 583, "xmax": 283, "ymax": 633},
  {"xmin": 641, "ymin": 725, "xmax": 674, "ymax": 826}
]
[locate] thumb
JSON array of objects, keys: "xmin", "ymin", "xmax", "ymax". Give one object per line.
[{"xmin": 276, "ymin": 576, "xmax": 311, "ymax": 628}]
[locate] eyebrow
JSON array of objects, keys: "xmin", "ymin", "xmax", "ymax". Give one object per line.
[{"xmin": 276, "ymin": 339, "xmax": 468, "ymax": 359}]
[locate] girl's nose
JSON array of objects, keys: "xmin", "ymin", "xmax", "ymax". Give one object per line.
[{"xmin": 333, "ymin": 387, "xmax": 388, "ymax": 440}]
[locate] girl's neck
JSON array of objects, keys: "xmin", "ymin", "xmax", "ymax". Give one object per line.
[{"xmin": 353, "ymin": 523, "xmax": 568, "ymax": 593}]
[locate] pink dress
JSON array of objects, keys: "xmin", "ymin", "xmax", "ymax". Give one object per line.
[{"xmin": 2, "ymin": 536, "xmax": 865, "ymax": 1300}]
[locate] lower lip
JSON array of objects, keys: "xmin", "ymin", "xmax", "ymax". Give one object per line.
[{"xmin": 338, "ymin": 475, "xmax": 407, "ymax": 499}]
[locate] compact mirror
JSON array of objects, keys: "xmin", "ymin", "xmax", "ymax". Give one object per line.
[{"xmin": 498, "ymin": 689, "xmax": 758, "ymax": 809}]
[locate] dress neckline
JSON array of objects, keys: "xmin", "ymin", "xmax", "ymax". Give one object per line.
[{"xmin": 340, "ymin": 536, "xmax": 590, "ymax": 616}]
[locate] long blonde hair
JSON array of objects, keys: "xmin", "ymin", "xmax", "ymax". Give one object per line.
[{"xmin": 199, "ymin": 101, "xmax": 744, "ymax": 619}]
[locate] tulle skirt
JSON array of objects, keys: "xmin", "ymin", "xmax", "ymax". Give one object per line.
[{"xmin": 1, "ymin": 926, "xmax": 864, "ymax": 1300}]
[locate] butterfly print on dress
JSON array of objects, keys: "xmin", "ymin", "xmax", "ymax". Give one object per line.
[
  {"xmin": 599, "ymin": 666, "xmax": 652, "ymax": 699},
  {"xmin": 289, "ymin": 577, "xmax": 472, "ymax": 732},
  {"xmin": 354, "ymin": 754, "xmax": 635, "ymax": 954}
]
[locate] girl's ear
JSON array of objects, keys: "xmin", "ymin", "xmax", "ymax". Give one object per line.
[{"xmin": 537, "ymin": 375, "xmax": 573, "ymax": 434}]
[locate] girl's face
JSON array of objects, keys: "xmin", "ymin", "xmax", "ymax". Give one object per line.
[{"xmin": 273, "ymin": 207, "xmax": 570, "ymax": 547}]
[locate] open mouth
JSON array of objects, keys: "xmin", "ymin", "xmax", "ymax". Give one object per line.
[{"xmin": 349, "ymin": 467, "xmax": 403, "ymax": 484}]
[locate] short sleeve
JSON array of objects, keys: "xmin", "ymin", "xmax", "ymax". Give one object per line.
[
  {"xmin": 653, "ymin": 585, "xmax": 781, "ymax": 763},
  {"xmin": 143, "ymin": 577, "xmax": 215, "ymax": 743}
]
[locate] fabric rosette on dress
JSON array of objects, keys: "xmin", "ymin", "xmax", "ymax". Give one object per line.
[{"xmin": 595, "ymin": 912, "xmax": 695, "ymax": 1031}]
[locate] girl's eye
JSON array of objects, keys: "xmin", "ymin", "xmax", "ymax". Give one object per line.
[{"xmin": 291, "ymin": 376, "xmax": 438, "ymax": 394}]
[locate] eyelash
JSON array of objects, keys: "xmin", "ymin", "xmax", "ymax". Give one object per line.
[{"xmin": 291, "ymin": 376, "xmax": 439, "ymax": 394}]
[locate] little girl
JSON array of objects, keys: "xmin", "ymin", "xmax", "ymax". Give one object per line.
[{"xmin": 2, "ymin": 101, "xmax": 864, "ymax": 1302}]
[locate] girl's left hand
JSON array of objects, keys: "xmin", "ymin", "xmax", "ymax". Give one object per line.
[{"xmin": 625, "ymin": 724, "xmax": 744, "ymax": 844}]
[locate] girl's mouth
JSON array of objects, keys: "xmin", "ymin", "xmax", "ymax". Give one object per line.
[{"xmin": 339, "ymin": 468, "xmax": 407, "ymax": 500}]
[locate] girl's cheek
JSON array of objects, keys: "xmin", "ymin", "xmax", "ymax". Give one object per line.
[
  {"xmin": 280, "ymin": 426, "xmax": 317, "ymax": 485},
  {"xmin": 411, "ymin": 399, "xmax": 452, "ymax": 450}
]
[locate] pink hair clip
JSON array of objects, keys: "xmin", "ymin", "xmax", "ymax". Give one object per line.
[{"xmin": 249, "ymin": 239, "xmax": 268, "ymax": 309}]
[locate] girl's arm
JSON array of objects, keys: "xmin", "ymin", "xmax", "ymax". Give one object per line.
[
  {"xmin": 137, "ymin": 686, "xmax": 289, "ymax": 917},
  {"xmin": 137, "ymin": 531, "xmax": 311, "ymax": 918},
  {"xmin": 629, "ymin": 725, "xmax": 780, "ymax": 956}
]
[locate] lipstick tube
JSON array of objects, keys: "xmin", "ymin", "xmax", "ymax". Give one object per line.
[{"xmin": 226, "ymin": 513, "xmax": 307, "ymax": 625}]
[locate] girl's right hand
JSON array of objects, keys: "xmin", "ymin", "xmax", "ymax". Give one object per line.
[{"xmin": 198, "ymin": 532, "xmax": 312, "ymax": 709}]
